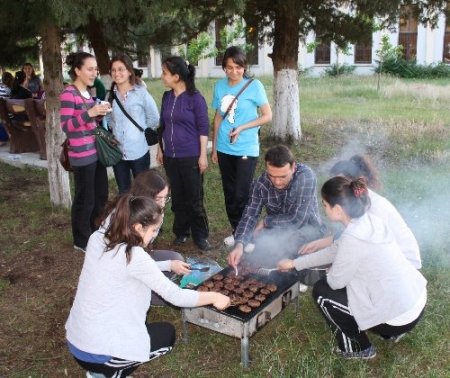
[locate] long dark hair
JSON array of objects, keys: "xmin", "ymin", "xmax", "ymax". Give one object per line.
[
  {"xmin": 22, "ymin": 62, "xmax": 38, "ymax": 79},
  {"xmin": 98, "ymin": 169, "xmax": 169, "ymax": 227},
  {"xmin": 65, "ymin": 52, "xmax": 95, "ymax": 81},
  {"xmin": 162, "ymin": 56, "xmax": 196, "ymax": 94},
  {"xmin": 329, "ymin": 155, "xmax": 381, "ymax": 190},
  {"xmin": 104, "ymin": 194, "xmax": 163, "ymax": 263},
  {"xmin": 321, "ymin": 176, "xmax": 370, "ymax": 219},
  {"xmin": 222, "ymin": 46, "xmax": 250, "ymax": 79}
]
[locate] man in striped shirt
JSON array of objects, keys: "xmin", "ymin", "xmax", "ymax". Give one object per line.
[{"xmin": 227, "ymin": 145, "xmax": 326, "ymax": 269}]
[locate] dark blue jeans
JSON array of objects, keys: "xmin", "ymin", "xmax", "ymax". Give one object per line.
[
  {"xmin": 113, "ymin": 151, "xmax": 150, "ymax": 194},
  {"xmin": 72, "ymin": 161, "xmax": 108, "ymax": 249},
  {"xmin": 217, "ymin": 152, "xmax": 258, "ymax": 232}
]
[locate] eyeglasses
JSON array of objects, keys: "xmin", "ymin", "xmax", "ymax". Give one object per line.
[
  {"xmin": 155, "ymin": 195, "xmax": 171, "ymax": 204},
  {"xmin": 110, "ymin": 67, "xmax": 128, "ymax": 74},
  {"xmin": 224, "ymin": 66, "xmax": 245, "ymax": 73}
]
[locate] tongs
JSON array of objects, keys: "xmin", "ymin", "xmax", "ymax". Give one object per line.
[
  {"xmin": 256, "ymin": 267, "xmax": 279, "ymax": 276},
  {"xmin": 189, "ymin": 266, "xmax": 210, "ymax": 272}
]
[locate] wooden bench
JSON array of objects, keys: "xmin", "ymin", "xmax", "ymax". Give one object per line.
[
  {"xmin": 24, "ymin": 99, "xmax": 47, "ymax": 160},
  {"xmin": 0, "ymin": 98, "xmax": 39, "ymax": 154}
]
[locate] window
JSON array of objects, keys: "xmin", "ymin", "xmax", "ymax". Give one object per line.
[
  {"xmin": 443, "ymin": 4, "xmax": 450, "ymax": 63},
  {"xmin": 354, "ymin": 40, "xmax": 372, "ymax": 64},
  {"xmin": 399, "ymin": 7, "xmax": 418, "ymax": 61},
  {"xmin": 315, "ymin": 42, "xmax": 331, "ymax": 64}
]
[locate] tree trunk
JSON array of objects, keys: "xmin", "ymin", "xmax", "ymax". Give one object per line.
[
  {"xmin": 86, "ymin": 14, "xmax": 110, "ymax": 75},
  {"xmin": 40, "ymin": 22, "xmax": 72, "ymax": 208},
  {"xmin": 270, "ymin": 2, "xmax": 301, "ymax": 142}
]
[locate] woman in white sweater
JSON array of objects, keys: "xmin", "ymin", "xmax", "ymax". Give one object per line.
[
  {"xmin": 278, "ymin": 177, "xmax": 427, "ymax": 359},
  {"xmin": 300, "ymin": 155, "xmax": 421, "ymax": 269},
  {"xmin": 66, "ymin": 195, "xmax": 229, "ymax": 377}
]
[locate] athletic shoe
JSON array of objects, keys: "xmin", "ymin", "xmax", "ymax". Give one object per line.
[
  {"xmin": 73, "ymin": 245, "xmax": 86, "ymax": 253},
  {"xmin": 195, "ymin": 239, "xmax": 212, "ymax": 251},
  {"xmin": 174, "ymin": 235, "xmax": 189, "ymax": 245},
  {"xmin": 388, "ymin": 333, "xmax": 407, "ymax": 343},
  {"xmin": 333, "ymin": 345, "xmax": 376, "ymax": 360},
  {"xmin": 86, "ymin": 372, "xmax": 107, "ymax": 378},
  {"xmin": 223, "ymin": 234, "xmax": 235, "ymax": 247},
  {"xmin": 244, "ymin": 243, "xmax": 255, "ymax": 253},
  {"xmin": 299, "ymin": 283, "xmax": 309, "ymax": 293}
]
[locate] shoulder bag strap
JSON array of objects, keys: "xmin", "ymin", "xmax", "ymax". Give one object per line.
[
  {"xmin": 113, "ymin": 92, "xmax": 144, "ymax": 132},
  {"xmin": 222, "ymin": 78, "xmax": 254, "ymax": 119}
]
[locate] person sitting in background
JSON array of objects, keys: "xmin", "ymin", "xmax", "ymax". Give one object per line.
[
  {"xmin": 10, "ymin": 71, "xmax": 32, "ymax": 99},
  {"xmin": 278, "ymin": 177, "xmax": 427, "ymax": 360},
  {"xmin": 300, "ymin": 154, "xmax": 421, "ymax": 269},
  {"xmin": 66, "ymin": 194, "xmax": 230, "ymax": 377},
  {"xmin": 99, "ymin": 168, "xmax": 188, "ymax": 306},
  {"xmin": 133, "ymin": 68, "xmax": 147, "ymax": 88},
  {"xmin": 0, "ymin": 72, "xmax": 14, "ymax": 146},
  {"xmin": 0, "ymin": 72, "xmax": 14, "ymax": 98},
  {"xmin": 227, "ymin": 144, "xmax": 326, "ymax": 269},
  {"xmin": 22, "ymin": 62, "xmax": 43, "ymax": 98}
]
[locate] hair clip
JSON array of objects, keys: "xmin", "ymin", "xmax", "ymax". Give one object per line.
[
  {"xmin": 185, "ymin": 60, "xmax": 190, "ymax": 67},
  {"xmin": 353, "ymin": 187, "xmax": 366, "ymax": 198}
]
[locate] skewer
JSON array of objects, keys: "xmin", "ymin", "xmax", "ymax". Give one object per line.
[{"xmin": 235, "ymin": 265, "xmax": 238, "ymax": 276}]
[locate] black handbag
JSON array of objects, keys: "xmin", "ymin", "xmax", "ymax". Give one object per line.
[
  {"xmin": 113, "ymin": 92, "xmax": 159, "ymax": 146},
  {"xmin": 59, "ymin": 138, "xmax": 72, "ymax": 172}
]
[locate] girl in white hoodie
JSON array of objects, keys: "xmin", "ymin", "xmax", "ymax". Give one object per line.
[{"xmin": 278, "ymin": 177, "xmax": 426, "ymax": 359}]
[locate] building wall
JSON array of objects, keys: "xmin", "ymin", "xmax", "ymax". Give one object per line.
[{"xmin": 142, "ymin": 13, "xmax": 449, "ymax": 79}]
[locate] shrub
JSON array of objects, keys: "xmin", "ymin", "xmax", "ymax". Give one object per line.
[
  {"xmin": 324, "ymin": 63, "xmax": 356, "ymax": 77},
  {"xmin": 375, "ymin": 58, "xmax": 450, "ymax": 79}
]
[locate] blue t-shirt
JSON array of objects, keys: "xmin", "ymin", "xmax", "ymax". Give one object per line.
[
  {"xmin": 67, "ymin": 340, "xmax": 112, "ymax": 363},
  {"xmin": 212, "ymin": 78, "xmax": 268, "ymax": 157}
]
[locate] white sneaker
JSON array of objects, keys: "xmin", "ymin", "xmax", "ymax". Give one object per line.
[
  {"xmin": 244, "ymin": 243, "xmax": 255, "ymax": 253},
  {"xmin": 223, "ymin": 234, "xmax": 235, "ymax": 247},
  {"xmin": 299, "ymin": 283, "xmax": 308, "ymax": 293}
]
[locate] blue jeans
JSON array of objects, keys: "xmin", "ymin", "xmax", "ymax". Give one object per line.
[{"xmin": 113, "ymin": 151, "xmax": 150, "ymax": 194}]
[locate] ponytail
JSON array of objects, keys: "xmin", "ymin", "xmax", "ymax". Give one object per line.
[
  {"xmin": 321, "ymin": 176, "xmax": 370, "ymax": 219},
  {"xmin": 162, "ymin": 56, "xmax": 197, "ymax": 94}
]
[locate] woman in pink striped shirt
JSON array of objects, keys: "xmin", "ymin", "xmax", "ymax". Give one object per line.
[{"xmin": 60, "ymin": 52, "xmax": 111, "ymax": 252}]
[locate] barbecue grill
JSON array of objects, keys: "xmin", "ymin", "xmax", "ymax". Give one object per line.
[{"xmin": 182, "ymin": 266, "xmax": 301, "ymax": 367}]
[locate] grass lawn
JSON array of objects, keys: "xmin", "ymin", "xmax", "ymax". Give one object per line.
[{"xmin": 0, "ymin": 75, "xmax": 449, "ymax": 377}]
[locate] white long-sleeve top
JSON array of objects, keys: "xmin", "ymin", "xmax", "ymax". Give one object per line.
[
  {"xmin": 368, "ymin": 189, "xmax": 421, "ymax": 269},
  {"xmin": 65, "ymin": 230, "xmax": 199, "ymax": 362},
  {"xmin": 294, "ymin": 213, "xmax": 426, "ymax": 330}
]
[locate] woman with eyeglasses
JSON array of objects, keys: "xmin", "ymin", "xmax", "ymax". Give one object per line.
[
  {"xmin": 211, "ymin": 46, "xmax": 272, "ymax": 249},
  {"xmin": 99, "ymin": 168, "xmax": 190, "ymax": 306},
  {"xmin": 106, "ymin": 53, "xmax": 159, "ymax": 194},
  {"xmin": 66, "ymin": 194, "xmax": 230, "ymax": 377}
]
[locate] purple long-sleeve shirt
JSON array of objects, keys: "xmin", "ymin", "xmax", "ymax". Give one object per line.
[
  {"xmin": 235, "ymin": 163, "xmax": 323, "ymax": 245},
  {"xmin": 160, "ymin": 90, "xmax": 209, "ymax": 158}
]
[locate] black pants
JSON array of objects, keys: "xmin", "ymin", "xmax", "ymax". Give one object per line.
[
  {"xmin": 217, "ymin": 152, "xmax": 258, "ymax": 232},
  {"xmin": 73, "ymin": 322, "xmax": 175, "ymax": 377},
  {"xmin": 113, "ymin": 151, "xmax": 150, "ymax": 194},
  {"xmin": 163, "ymin": 156, "xmax": 208, "ymax": 241},
  {"xmin": 312, "ymin": 279, "xmax": 424, "ymax": 352},
  {"xmin": 72, "ymin": 161, "xmax": 108, "ymax": 249}
]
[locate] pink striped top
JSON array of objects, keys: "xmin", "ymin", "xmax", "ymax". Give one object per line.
[{"xmin": 60, "ymin": 85, "xmax": 97, "ymax": 167}]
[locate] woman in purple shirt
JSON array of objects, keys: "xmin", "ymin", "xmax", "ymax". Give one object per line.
[{"xmin": 156, "ymin": 56, "xmax": 211, "ymax": 251}]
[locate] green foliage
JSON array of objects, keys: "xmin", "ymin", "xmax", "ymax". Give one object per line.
[
  {"xmin": 377, "ymin": 58, "xmax": 450, "ymax": 78},
  {"xmin": 375, "ymin": 34, "xmax": 404, "ymax": 64},
  {"xmin": 324, "ymin": 63, "xmax": 356, "ymax": 77},
  {"xmin": 178, "ymin": 32, "xmax": 217, "ymax": 66},
  {"xmin": 217, "ymin": 18, "xmax": 255, "ymax": 57}
]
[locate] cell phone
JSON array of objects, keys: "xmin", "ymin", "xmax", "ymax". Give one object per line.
[{"xmin": 229, "ymin": 128, "xmax": 235, "ymax": 143}]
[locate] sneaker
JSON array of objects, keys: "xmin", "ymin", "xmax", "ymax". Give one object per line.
[
  {"xmin": 195, "ymin": 239, "xmax": 212, "ymax": 251},
  {"xmin": 86, "ymin": 372, "xmax": 107, "ymax": 378},
  {"xmin": 74, "ymin": 245, "xmax": 86, "ymax": 253},
  {"xmin": 388, "ymin": 333, "xmax": 407, "ymax": 343},
  {"xmin": 244, "ymin": 243, "xmax": 255, "ymax": 253},
  {"xmin": 299, "ymin": 283, "xmax": 309, "ymax": 293},
  {"xmin": 174, "ymin": 235, "xmax": 189, "ymax": 245},
  {"xmin": 333, "ymin": 345, "xmax": 376, "ymax": 360},
  {"xmin": 223, "ymin": 234, "xmax": 235, "ymax": 247}
]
